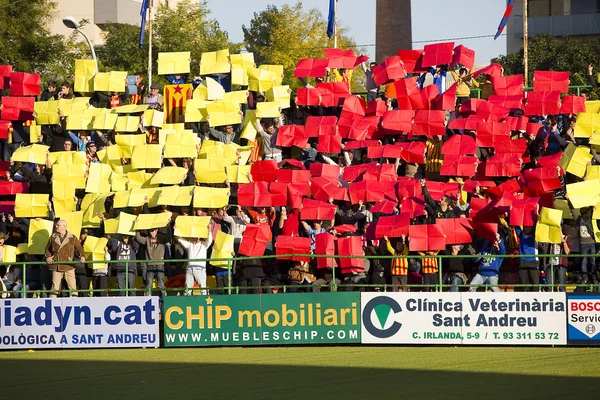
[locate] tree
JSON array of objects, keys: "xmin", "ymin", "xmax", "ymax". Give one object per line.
[
  {"xmin": 97, "ymin": 0, "xmax": 240, "ymax": 85},
  {"xmin": 0, "ymin": 0, "xmax": 83, "ymax": 80},
  {"xmin": 97, "ymin": 24, "xmax": 148, "ymax": 75},
  {"xmin": 243, "ymin": 2, "xmax": 364, "ymax": 90},
  {"xmin": 493, "ymin": 35, "xmax": 600, "ymax": 90},
  {"xmin": 153, "ymin": 0, "xmax": 241, "ymax": 67}
]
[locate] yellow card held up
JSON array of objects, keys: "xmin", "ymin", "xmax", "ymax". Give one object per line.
[
  {"xmin": 28, "ymin": 219, "xmax": 53, "ymax": 255},
  {"xmin": 193, "ymin": 77, "xmax": 225, "ymax": 101},
  {"xmin": 11, "ymin": 144, "xmax": 49, "ymax": 165},
  {"xmin": 15, "ymin": 193, "xmax": 49, "ymax": 218},
  {"xmin": 247, "ymin": 67, "xmax": 276, "ymax": 92},
  {"xmin": 85, "ymin": 163, "xmax": 112, "ymax": 193},
  {"xmin": 52, "ymin": 182, "xmax": 77, "ymax": 201},
  {"xmin": 566, "ymin": 179, "xmax": 600, "ymax": 209},
  {"xmin": 200, "ymin": 49, "xmax": 230, "ymax": 75},
  {"xmin": 193, "ymin": 186, "xmax": 229, "ymax": 209},
  {"xmin": 574, "ymin": 112, "xmax": 600, "ymax": 138},
  {"xmin": 58, "ymin": 98, "xmax": 90, "ymax": 117},
  {"xmin": 553, "ymin": 199, "xmax": 575, "ymax": 220},
  {"xmin": 93, "ymin": 109, "xmax": 118, "ymax": 130},
  {"xmin": 113, "ymin": 104, "xmax": 149, "ymax": 114},
  {"xmin": 93, "ymin": 71, "xmax": 128, "ymax": 92},
  {"xmin": 81, "ymin": 193, "xmax": 111, "ymax": 228},
  {"xmin": 174, "ymin": 216, "xmax": 211, "ymax": 238},
  {"xmin": 131, "ymin": 144, "xmax": 163, "ymax": 170},
  {"xmin": 52, "ymin": 197, "xmax": 78, "ymax": 218},
  {"xmin": 150, "ymin": 166, "xmax": 188, "ymax": 185},
  {"xmin": 223, "ymin": 90, "xmax": 249, "ymax": 105},
  {"xmin": 74, "ymin": 59, "xmax": 97, "ymax": 92},
  {"xmin": 558, "ymin": 143, "xmax": 592, "ymax": 178},
  {"xmin": 157, "ymin": 185, "xmax": 194, "ymax": 206},
  {"xmin": 115, "ymin": 116, "xmax": 140, "ymax": 133},
  {"xmin": 3, "ymin": 245, "xmax": 17, "ymax": 263},
  {"xmin": 110, "ymin": 172, "xmax": 129, "ymax": 192},
  {"xmin": 226, "ymin": 165, "xmax": 251, "ymax": 183},
  {"xmin": 143, "ymin": 110, "xmax": 164, "ymax": 127},
  {"xmin": 53, "ymin": 164, "xmax": 87, "ymax": 189},
  {"xmin": 256, "ymin": 101, "xmax": 281, "ymax": 118},
  {"xmin": 34, "ymin": 101, "xmax": 60, "ymax": 125},
  {"xmin": 259, "ymin": 64, "xmax": 284, "ymax": 86},
  {"xmin": 184, "ymin": 98, "xmax": 208, "ymax": 122},
  {"xmin": 158, "ymin": 52, "xmax": 191, "ymax": 75},
  {"xmin": 539, "ymin": 207, "xmax": 563, "ymax": 227},
  {"xmin": 60, "ymin": 211, "xmax": 83, "ymax": 238},
  {"xmin": 84, "ymin": 236, "xmax": 109, "ymax": 270},
  {"xmin": 49, "ymin": 151, "xmax": 86, "ymax": 165},
  {"xmin": 535, "ymin": 222, "xmax": 562, "ymax": 244},
  {"xmin": 104, "ymin": 212, "xmax": 137, "ymax": 236},
  {"xmin": 133, "ymin": 212, "xmax": 173, "ymax": 230},
  {"xmin": 266, "ymin": 85, "xmax": 291, "ymax": 109},
  {"xmin": 206, "ymin": 100, "xmax": 241, "ymax": 127},
  {"xmin": 194, "ymin": 159, "xmax": 227, "ymax": 183},
  {"xmin": 210, "ymin": 230, "xmax": 235, "ymax": 266}
]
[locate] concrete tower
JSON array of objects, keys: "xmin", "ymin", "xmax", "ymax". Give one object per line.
[{"xmin": 376, "ymin": 0, "xmax": 413, "ymax": 62}]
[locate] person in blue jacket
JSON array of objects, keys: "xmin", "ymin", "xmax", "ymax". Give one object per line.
[
  {"xmin": 417, "ymin": 65, "xmax": 448, "ymax": 94},
  {"xmin": 468, "ymin": 233, "xmax": 506, "ymax": 292}
]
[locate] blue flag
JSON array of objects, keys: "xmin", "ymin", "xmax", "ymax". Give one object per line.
[
  {"xmin": 327, "ymin": 0, "xmax": 335, "ymax": 38},
  {"xmin": 139, "ymin": 0, "xmax": 149, "ymax": 49}
]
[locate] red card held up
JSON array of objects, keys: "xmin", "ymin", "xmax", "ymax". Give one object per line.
[
  {"xmin": 533, "ymin": 71, "xmax": 569, "ymax": 93},
  {"xmin": 340, "ymin": 96, "xmax": 367, "ymax": 121},
  {"xmin": 422, "ymin": 42, "xmax": 455, "ymax": 67},
  {"xmin": 408, "ymin": 224, "xmax": 446, "ymax": 251},
  {"xmin": 309, "ymin": 163, "xmax": 340, "ymax": 183},
  {"xmin": 295, "ymin": 88, "xmax": 321, "ymax": 106},
  {"xmin": 310, "ymin": 177, "xmax": 348, "ymax": 202},
  {"xmin": 412, "ymin": 110, "xmax": 446, "ymax": 137},
  {"xmin": 509, "ymin": 198, "xmax": 539, "ymax": 227},
  {"xmin": 317, "ymin": 134, "xmax": 342, "ymax": 154},
  {"xmin": 381, "ymin": 110, "xmax": 413, "ymax": 135},
  {"xmin": 315, "ymin": 232, "xmax": 336, "ymax": 268},
  {"xmin": 435, "ymin": 218, "xmax": 472, "ymax": 244},
  {"xmin": 492, "ymin": 75, "xmax": 524, "ymax": 96},
  {"xmin": 441, "ymin": 134, "xmax": 477, "ymax": 155},
  {"xmin": 370, "ymin": 200, "xmax": 397, "ymax": 214},
  {"xmin": 305, "ymin": 116, "xmax": 337, "ymax": 137},
  {"xmin": 559, "ymin": 95, "xmax": 586, "ymax": 114},
  {"xmin": 251, "ymin": 160, "xmax": 279, "ymax": 182},
  {"xmin": 398, "ymin": 49, "xmax": 425, "ymax": 73},
  {"xmin": 452, "ymin": 45, "xmax": 475, "ymax": 70},
  {"xmin": 9, "ymin": 72, "xmax": 41, "ymax": 96},
  {"xmin": 323, "ymin": 48, "xmax": 356, "ymax": 69},
  {"xmin": 238, "ymin": 224, "xmax": 272, "ymax": 257},
  {"xmin": 276, "ymin": 235, "xmax": 312, "ymax": 262},
  {"xmin": 300, "ymin": 198, "xmax": 336, "ymax": 221},
  {"xmin": 375, "ymin": 214, "xmax": 410, "ymax": 238},
  {"xmin": 294, "ymin": 58, "xmax": 329, "ymax": 78},
  {"xmin": 336, "ymin": 235, "xmax": 365, "ymax": 272}
]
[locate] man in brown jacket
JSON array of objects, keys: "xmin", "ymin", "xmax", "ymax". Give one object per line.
[{"xmin": 45, "ymin": 220, "xmax": 86, "ymax": 297}]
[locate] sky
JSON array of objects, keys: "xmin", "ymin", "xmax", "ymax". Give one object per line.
[{"xmin": 205, "ymin": 0, "xmax": 508, "ymax": 65}]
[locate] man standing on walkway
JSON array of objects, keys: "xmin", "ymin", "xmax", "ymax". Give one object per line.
[{"xmin": 45, "ymin": 220, "xmax": 85, "ymax": 297}]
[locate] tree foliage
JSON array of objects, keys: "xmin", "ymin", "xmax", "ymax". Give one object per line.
[
  {"xmin": 243, "ymin": 2, "xmax": 363, "ymax": 90},
  {"xmin": 98, "ymin": 0, "xmax": 239, "ymax": 84},
  {"xmin": 493, "ymin": 35, "xmax": 600, "ymax": 89},
  {"xmin": 0, "ymin": 0, "xmax": 84, "ymax": 80}
]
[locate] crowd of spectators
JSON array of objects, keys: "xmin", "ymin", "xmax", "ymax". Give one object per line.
[{"xmin": 0, "ymin": 45, "xmax": 599, "ymax": 300}]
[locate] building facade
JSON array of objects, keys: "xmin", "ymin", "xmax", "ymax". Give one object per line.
[
  {"xmin": 507, "ymin": 0, "xmax": 600, "ymax": 53},
  {"xmin": 375, "ymin": 0, "xmax": 412, "ymax": 62},
  {"xmin": 49, "ymin": 0, "xmax": 182, "ymax": 45}
]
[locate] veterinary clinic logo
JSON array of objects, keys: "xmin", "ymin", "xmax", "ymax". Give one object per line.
[{"xmin": 362, "ymin": 296, "xmax": 403, "ymax": 338}]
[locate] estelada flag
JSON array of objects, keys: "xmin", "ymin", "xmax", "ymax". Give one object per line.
[{"xmin": 164, "ymin": 84, "xmax": 192, "ymax": 124}]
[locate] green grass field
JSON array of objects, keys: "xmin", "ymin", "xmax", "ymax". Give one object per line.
[{"xmin": 1, "ymin": 347, "xmax": 599, "ymax": 399}]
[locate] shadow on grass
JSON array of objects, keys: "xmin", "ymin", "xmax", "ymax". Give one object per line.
[{"xmin": 1, "ymin": 358, "xmax": 598, "ymax": 400}]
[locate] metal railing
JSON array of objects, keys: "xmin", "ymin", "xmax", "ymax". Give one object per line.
[
  {"xmin": 352, "ymin": 85, "xmax": 593, "ymax": 99},
  {"xmin": 1, "ymin": 253, "xmax": 599, "ymax": 298}
]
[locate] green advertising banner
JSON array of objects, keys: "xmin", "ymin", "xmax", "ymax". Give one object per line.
[{"xmin": 163, "ymin": 293, "xmax": 361, "ymax": 347}]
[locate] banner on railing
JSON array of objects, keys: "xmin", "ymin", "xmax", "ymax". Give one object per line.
[
  {"xmin": 0, "ymin": 297, "xmax": 160, "ymax": 350},
  {"xmin": 567, "ymin": 293, "xmax": 600, "ymax": 345},
  {"xmin": 361, "ymin": 292, "xmax": 567, "ymax": 345},
  {"xmin": 163, "ymin": 293, "xmax": 361, "ymax": 346}
]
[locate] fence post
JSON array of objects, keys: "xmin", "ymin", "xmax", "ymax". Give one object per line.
[
  {"xmin": 437, "ymin": 256, "xmax": 443, "ymax": 292},
  {"xmin": 22, "ymin": 263, "xmax": 27, "ymax": 298},
  {"xmin": 331, "ymin": 259, "xmax": 337, "ymax": 292},
  {"xmin": 227, "ymin": 259, "xmax": 232, "ymax": 295},
  {"xmin": 125, "ymin": 261, "xmax": 129, "ymax": 297}
]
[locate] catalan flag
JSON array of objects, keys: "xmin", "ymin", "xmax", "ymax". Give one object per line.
[
  {"xmin": 494, "ymin": 0, "xmax": 515, "ymax": 40},
  {"xmin": 163, "ymin": 84, "xmax": 192, "ymax": 124}
]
